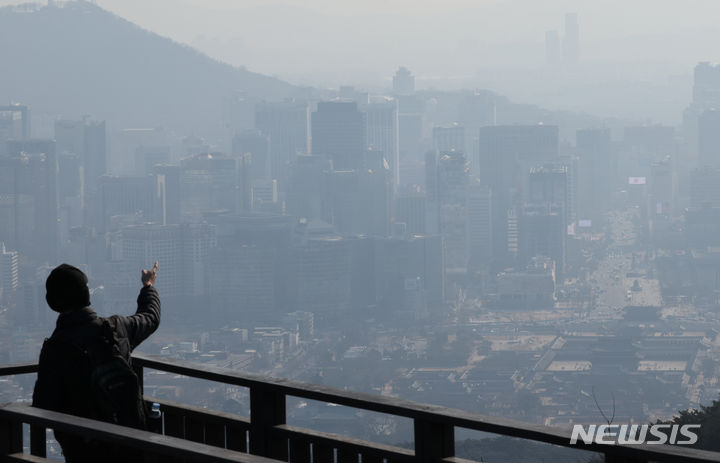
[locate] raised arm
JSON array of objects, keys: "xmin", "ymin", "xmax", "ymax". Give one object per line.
[{"xmin": 117, "ymin": 261, "xmax": 161, "ymax": 350}]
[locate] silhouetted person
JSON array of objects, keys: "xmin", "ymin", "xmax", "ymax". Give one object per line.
[{"xmin": 33, "ymin": 262, "xmax": 160, "ymax": 463}]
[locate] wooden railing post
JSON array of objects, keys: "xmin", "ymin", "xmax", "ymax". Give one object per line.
[
  {"xmin": 250, "ymin": 386, "xmax": 287, "ymax": 461},
  {"xmin": 0, "ymin": 416, "xmax": 22, "ymax": 457},
  {"xmin": 414, "ymin": 419, "xmax": 454, "ymax": 463},
  {"xmin": 30, "ymin": 425, "xmax": 46, "ymax": 457}
]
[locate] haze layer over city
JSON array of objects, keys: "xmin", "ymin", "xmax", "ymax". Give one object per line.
[{"xmin": 3, "ymin": 1, "xmax": 720, "ymax": 461}]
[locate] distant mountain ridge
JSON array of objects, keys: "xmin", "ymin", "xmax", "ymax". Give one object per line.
[{"xmin": 0, "ymin": 1, "xmax": 297, "ymax": 136}]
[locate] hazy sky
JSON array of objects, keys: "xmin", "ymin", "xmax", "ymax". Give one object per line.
[
  {"xmin": 4, "ymin": 0, "xmax": 720, "ymax": 121},
  {"xmin": 79, "ymin": 0, "xmax": 720, "ymax": 83}
]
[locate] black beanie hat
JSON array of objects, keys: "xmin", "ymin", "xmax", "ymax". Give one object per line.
[{"xmin": 45, "ymin": 264, "xmax": 91, "ymax": 312}]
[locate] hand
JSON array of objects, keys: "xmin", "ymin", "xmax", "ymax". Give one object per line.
[{"xmin": 142, "ymin": 261, "xmax": 159, "ymax": 287}]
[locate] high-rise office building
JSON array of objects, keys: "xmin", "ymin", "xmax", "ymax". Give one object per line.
[
  {"xmin": 520, "ymin": 203, "xmax": 565, "ymax": 276},
  {"xmin": 99, "ymin": 175, "xmax": 157, "ymax": 233},
  {"xmin": 699, "ymin": 110, "xmax": 720, "ymax": 167},
  {"xmin": 683, "ymin": 62, "xmax": 720, "ymax": 162},
  {"xmin": 205, "ymin": 211, "xmax": 295, "ymax": 322},
  {"xmin": 528, "ymin": 164, "xmax": 569, "ymax": 227},
  {"xmin": 53, "ymin": 118, "xmax": 107, "ymax": 231},
  {"xmin": 119, "ymin": 223, "xmax": 215, "ymax": 299},
  {"xmin": 154, "ymin": 164, "xmax": 181, "ymax": 226},
  {"xmin": 353, "ymin": 234, "xmax": 444, "ymax": 317},
  {"xmin": 392, "ymin": 66, "xmax": 415, "ymax": 95},
  {"xmin": 433, "ymin": 125, "xmax": 465, "ymax": 154},
  {"xmin": 286, "ymin": 155, "xmax": 333, "ymax": 222},
  {"xmin": 364, "ymin": 99, "xmax": 399, "ymax": 185},
  {"xmin": 467, "ymin": 180, "xmax": 492, "ymax": 269},
  {"xmin": 291, "ymin": 231, "xmax": 353, "ymax": 320},
  {"xmin": 692, "ymin": 62, "xmax": 720, "ymax": 108},
  {"xmin": 651, "ymin": 159, "xmax": 674, "ymax": 216},
  {"xmin": 327, "ymin": 165, "xmax": 392, "ymax": 237},
  {"xmin": 690, "ymin": 168, "xmax": 720, "ymax": 208},
  {"xmin": 437, "ymin": 151, "xmax": 469, "ymax": 269},
  {"xmin": 252, "ymin": 179, "xmax": 280, "ymax": 213},
  {"xmin": 311, "ymin": 101, "xmax": 366, "ymax": 171},
  {"xmin": 0, "ymin": 243, "xmax": 19, "ymax": 295},
  {"xmin": 180, "ymin": 153, "xmax": 240, "ymax": 220},
  {"xmin": 476, "ymin": 125, "xmax": 559, "ymax": 265},
  {"xmin": 255, "ymin": 101, "xmax": 310, "ymax": 191},
  {"xmin": 576, "ymin": 128, "xmax": 612, "ymax": 221},
  {"xmin": 398, "ymin": 96, "xmax": 425, "ymax": 161},
  {"xmin": 0, "ymin": 105, "xmax": 30, "ymax": 156},
  {"xmin": 232, "ymin": 129, "xmax": 270, "ymax": 181},
  {"xmin": 395, "ymin": 192, "xmax": 426, "ymax": 235},
  {"xmin": 1, "ymin": 140, "xmax": 58, "ymax": 264},
  {"xmin": 222, "ymin": 92, "xmax": 257, "ymax": 137}
]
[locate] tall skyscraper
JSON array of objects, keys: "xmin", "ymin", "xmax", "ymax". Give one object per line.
[
  {"xmin": 395, "ymin": 192, "xmax": 426, "ymax": 235},
  {"xmin": 179, "ymin": 153, "xmax": 240, "ymax": 220},
  {"xmin": 576, "ymin": 128, "xmax": 612, "ymax": 221},
  {"xmin": 364, "ymin": 99, "xmax": 399, "ymax": 185},
  {"xmin": 205, "ymin": 211, "xmax": 294, "ymax": 322},
  {"xmin": 437, "ymin": 150, "xmax": 469, "ymax": 269},
  {"xmin": 524, "ymin": 164, "xmax": 568, "ymax": 275},
  {"xmin": 398, "ymin": 96, "xmax": 425, "ymax": 161},
  {"xmin": 650, "ymin": 158, "xmax": 674, "ymax": 216},
  {"xmin": 0, "ymin": 105, "xmax": 30, "ymax": 156},
  {"xmin": 0, "ymin": 243, "xmax": 19, "ymax": 295},
  {"xmin": 327, "ymin": 165, "xmax": 392, "ymax": 237},
  {"xmin": 119, "ymin": 223, "xmax": 215, "ymax": 300},
  {"xmin": 699, "ymin": 110, "xmax": 720, "ymax": 167},
  {"xmin": 467, "ymin": 180, "xmax": 492, "ymax": 269},
  {"xmin": 433, "ymin": 125, "xmax": 465, "ymax": 153},
  {"xmin": 528, "ymin": 164, "xmax": 569, "ymax": 227},
  {"xmin": 683, "ymin": 62, "xmax": 720, "ymax": 162},
  {"xmin": 99, "ymin": 175, "xmax": 157, "ymax": 233},
  {"xmin": 692, "ymin": 62, "xmax": 720, "ymax": 107},
  {"xmin": 154, "ymin": 164, "xmax": 181, "ymax": 225},
  {"xmin": 291, "ymin": 230, "xmax": 353, "ymax": 320},
  {"xmin": 311, "ymin": 101, "xmax": 366, "ymax": 171},
  {"xmin": 476, "ymin": 125, "xmax": 559, "ymax": 266},
  {"xmin": 254, "ymin": 101, "xmax": 310, "ymax": 191},
  {"xmin": 689, "ymin": 168, "xmax": 720, "ymax": 208},
  {"xmin": 286, "ymin": 155, "xmax": 332, "ymax": 222},
  {"xmin": 2, "ymin": 139, "xmax": 58, "ymax": 264},
  {"xmin": 232, "ymin": 129, "xmax": 270, "ymax": 181},
  {"xmin": 519, "ymin": 203, "xmax": 565, "ymax": 276},
  {"xmin": 53, "ymin": 118, "xmax": 106, "ymax": 231}
]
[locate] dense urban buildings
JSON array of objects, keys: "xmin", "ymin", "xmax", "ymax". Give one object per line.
[{"xmin": 4, "ymin": 4, "xmax": 720, "ymax": 456}]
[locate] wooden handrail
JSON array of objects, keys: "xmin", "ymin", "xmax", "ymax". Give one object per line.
[
  {"xmin": 5, "ymin": 356, "xmax": 720, "ymax": 462},
  {"xmin": 131, "ymin": 353, "xmax": 720, "ymax": 463},
  {"xmin": 0, "ymin": 403, "xmax": 276, "ymax": 463},
  {"xmin": 0, "ymin": 363, "xmax": 38, "ymax": 376}
]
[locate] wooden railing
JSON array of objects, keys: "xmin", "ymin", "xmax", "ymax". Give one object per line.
[{"xmin": 2, "ymin": 355, "xmax": 720, "ymax": 463}]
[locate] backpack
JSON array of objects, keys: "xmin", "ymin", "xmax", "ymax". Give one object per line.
[{"xmin": 46, "ymin": 317, "xmax": 147, "ymax": 429}]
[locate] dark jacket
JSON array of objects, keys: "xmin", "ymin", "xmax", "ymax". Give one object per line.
[{"xmin": 32, "ymin": 285, "xmax": 160, "ymax": 462}]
